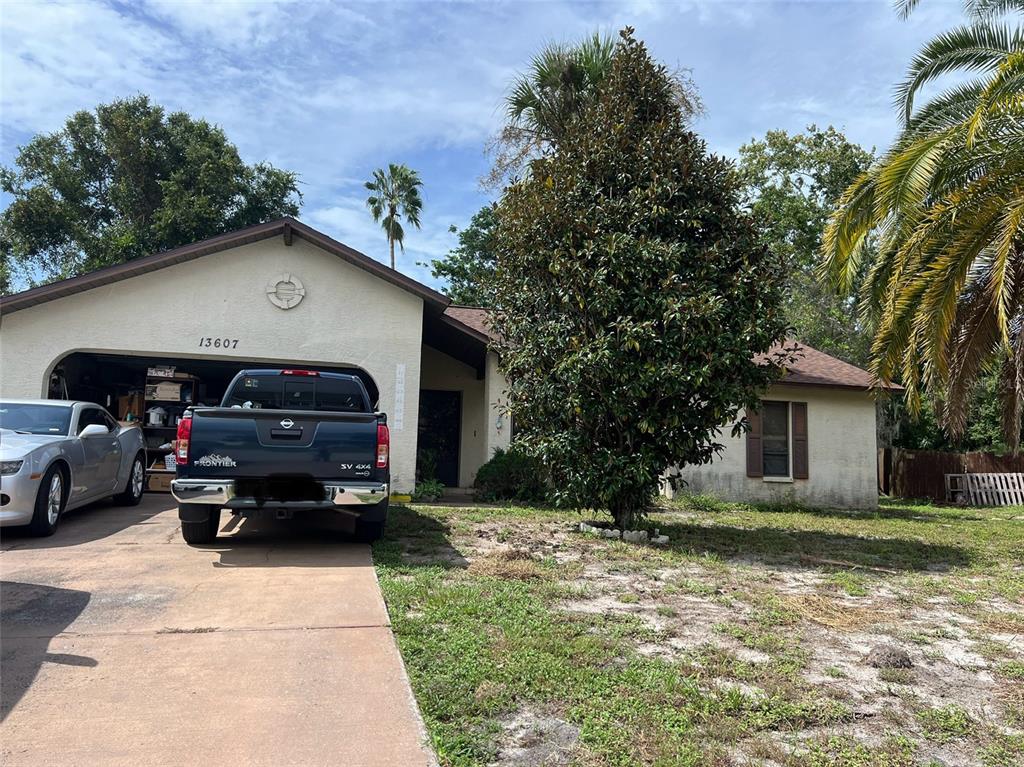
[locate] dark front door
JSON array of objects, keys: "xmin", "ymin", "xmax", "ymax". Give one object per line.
[{"xmin": 417, "ymin": 390, "xmax": 461, "ymax": 487}]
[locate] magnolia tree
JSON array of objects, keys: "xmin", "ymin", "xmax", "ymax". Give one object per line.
[{"xmin": 492, "ymin": 29, "xmax": 790, "ymax": 530}]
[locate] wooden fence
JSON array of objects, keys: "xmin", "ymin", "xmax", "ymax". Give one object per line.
[{"xmin": 881, "ymin": 447, "xmax": 1024, "ymax": 503}]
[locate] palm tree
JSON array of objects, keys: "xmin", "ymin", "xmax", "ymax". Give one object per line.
[
  {"xmin": 365, "ymin": 163, "xmax": 423, "ymax": 270},
  {"xmin": 486, "ymin": 29, "xmax": 702, "ymax": 187},
  {"xmin": 821, "ymin": 0, "xmax": 1024, "ymax": 446}
]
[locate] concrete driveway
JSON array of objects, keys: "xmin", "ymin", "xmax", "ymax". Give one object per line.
[{"xmin": 0, "ymin": 495, "xmax": 435, "ymax": 767}]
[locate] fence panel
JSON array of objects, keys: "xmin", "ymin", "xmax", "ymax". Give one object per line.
[{"xmin": 888, "ymin": 448, "xmax": 1024, "ymax": 503}]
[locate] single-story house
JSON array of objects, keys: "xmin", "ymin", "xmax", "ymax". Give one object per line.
[
  {"xmin": 664, "ymin": 344, "xmax": 889, "ymax": 509},
  {"xmin": 0, "ymin": 216, "xmax": 886, "ymax": 507},
  {"xmin": 0, "ymin": 218, "xmax": 510, "ymax": 493}
]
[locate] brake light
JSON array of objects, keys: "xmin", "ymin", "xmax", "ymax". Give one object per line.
[
  {"xmin": 280, "ymin": 369, "xmax": 319, "ymax": 376},
  {"xmin": 175, "ymin": 415, "xmax": 192, "ymax": 466},
  {"xmin": 376, "ymin": 423, "xmax": 390, "ymax": 469}
]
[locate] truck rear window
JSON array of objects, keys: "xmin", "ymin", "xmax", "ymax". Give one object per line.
[{"xmin": 223, "ymin": 375, "xmax": 368, "ymax": 412}]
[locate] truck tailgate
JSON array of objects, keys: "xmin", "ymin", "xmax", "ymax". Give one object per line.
[{"xmin": 185, "ymin": 407, "xmax": 380, "ymax": 480}]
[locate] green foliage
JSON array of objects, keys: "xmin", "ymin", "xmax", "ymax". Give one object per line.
[
  {"xmin": 917, "ymin": 704, "xmax": 974, "ymax": 742},
  {"xmin": 487, "ymin": 30, "xmax": 702, "ymax": 188},
  {"xmin": 821, "ymin": 2, "xmax": 1024, "ymax": 448},
  {"xmin": 411, "ymin": 479, "xmax": 445, "ymax": 503},
  {"xmin": 428, "ymin": 204, "xmax": 498, "ymax": 306},
  {"xmin": 473, "ymin": 447, "xmax": 548, "ymax": 503},
  {"xmin": 492, "ymin": 29, "xmax": 789, "ymax": 529},
  {"xmin": 0, "ymin": 95, "xmax": 301, "ymax": 290},
  {"xmin": 738, "ymin": 126, "xmax": 875, "ymax": 365},
  {"xmin": 364, "ymin": 163, "xmax": 423, "ymax": 270}
]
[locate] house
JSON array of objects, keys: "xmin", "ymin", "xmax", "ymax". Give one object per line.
[
  {"xmin": 664, "ymin": 343, "xmax": 889, "ymax": 509},
  {"xmin": 0, "ymin": 218, "xmax": 510, "ymax": 493},
  {"xmin": 0, "ymin": 216, "xmax": 886, "ymax": 508}
]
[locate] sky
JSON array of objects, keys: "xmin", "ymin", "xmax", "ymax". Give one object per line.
[{"xmin": 0, "ymin": 0, "xmax": 965, "ymax": 293}]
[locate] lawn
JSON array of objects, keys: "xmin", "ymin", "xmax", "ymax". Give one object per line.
[{"xmin": 373, "ymin": 497, "xmax": 1024, "ymax": 767}]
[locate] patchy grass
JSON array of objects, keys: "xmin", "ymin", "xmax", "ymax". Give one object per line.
[{"xmin": 374, "ymin": 497, "xmax": 1024, "ymax": 766}]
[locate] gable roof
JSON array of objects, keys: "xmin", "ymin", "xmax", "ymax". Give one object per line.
[
  {"xmin": 0, "ymin": 217, "xmax": 449, "ymax": 315},
  {"xmin": 449, "ymin": 307, "xmax": 891, "ymax": 391},
  {"xmin": 770, "ymin": 341, "xmax": 898, "ymax": 391}
]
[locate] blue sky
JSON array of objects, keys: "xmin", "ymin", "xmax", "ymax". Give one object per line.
[{"xmin": 1, "ymin": 0, "xmax": 962, "ymax": 292}]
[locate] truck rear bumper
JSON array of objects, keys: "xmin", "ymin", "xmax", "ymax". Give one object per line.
[{"xmin": 171, "ymin": 479, "xmax": 389, "ymax": 508}]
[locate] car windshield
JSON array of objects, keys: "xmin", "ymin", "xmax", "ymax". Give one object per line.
[
  {"xmin": 222, "ymin": 375, "xmax": 369, "ymax": 412},
  {"xmin": 0, "ymin": 403, "xmax": 74, "ymax": 435}
]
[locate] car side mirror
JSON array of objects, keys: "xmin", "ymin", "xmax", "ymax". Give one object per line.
[{"xmin": 79, "ymin": 424, "xmax": 110, "ymax": 438}]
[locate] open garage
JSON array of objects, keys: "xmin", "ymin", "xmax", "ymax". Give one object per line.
[{"xmin": 0, "ymin": 218, "xmax": 510, "ymax": 493}]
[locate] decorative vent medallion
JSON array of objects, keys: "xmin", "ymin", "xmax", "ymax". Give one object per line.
[{"xmin": 266, "ymin": 273, "xmax": 305, "ymax": 309}]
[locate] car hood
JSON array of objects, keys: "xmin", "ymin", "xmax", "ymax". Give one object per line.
[{"xmin": 0, "ymin": 429, "xmax": 65, "ymax": 459}]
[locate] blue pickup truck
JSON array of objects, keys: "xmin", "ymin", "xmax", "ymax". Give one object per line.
[{"xmin": 170, "ymin": 369, "xmax": 390, "ymax": 544}]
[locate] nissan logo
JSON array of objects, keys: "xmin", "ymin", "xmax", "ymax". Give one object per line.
[{"xmin": 280, "ymin": 418, "xmax": 295, "ymax": 429}]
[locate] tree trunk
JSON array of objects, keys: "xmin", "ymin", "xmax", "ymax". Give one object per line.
[
  {"xmin": 389, "ymin": 238, "xmax": 396, "ymax": 270},
  {"xmin": 611, "ymin": 504, "xmax": 636, "ymax": 531}
]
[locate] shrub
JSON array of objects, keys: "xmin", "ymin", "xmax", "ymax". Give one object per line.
[
  {"xmin": 473, "ymin": 447, "xmax": 548, "ymax": 503},
  {"xmin": 411, "ymin": 479, "xmax": 445, "ymax": 503}
]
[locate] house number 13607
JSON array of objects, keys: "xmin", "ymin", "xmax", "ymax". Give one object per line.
[{"xmin": 198, "ymin": 337, "xmax": 239, "ymax": 349}]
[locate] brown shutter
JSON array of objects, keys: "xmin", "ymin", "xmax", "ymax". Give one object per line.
[
  {"xmin": 745, "ymin": 408, "xmax": 763, "ymax": 478},
  {"xmin": 792, "ymin": 402, "xmax": 809, "ymax": 480}
]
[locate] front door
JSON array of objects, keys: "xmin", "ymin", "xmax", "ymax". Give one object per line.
[{"xmin": 417, "ymin": 390, "xmax": 461, "ymax": 488}]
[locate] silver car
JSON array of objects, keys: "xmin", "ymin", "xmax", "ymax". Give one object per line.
[{"xmin": 0, "ymin": 400, "xmax": 147, "ymax": 536}]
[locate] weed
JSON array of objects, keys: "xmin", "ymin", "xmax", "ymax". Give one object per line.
[{"xmin": 917, "ymin": 704, "xmax": 974, "ymax": 742}]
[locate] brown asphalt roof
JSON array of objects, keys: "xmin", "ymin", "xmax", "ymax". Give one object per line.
[
  {"xmin": 0, "ymin": 217, "xmax": 449, "ymax": 315},
  {"xmin": 448, "ymin": 306, "xmax": 891, "ymax": 391}
]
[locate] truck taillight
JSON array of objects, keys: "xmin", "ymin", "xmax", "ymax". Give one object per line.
[
  {"xmin": 175, "ymin": 415, "xmax": 192, "ymax": 466},
  {"xmin": 280, "ymin": 369, "xmax": 319, "ymax": 376},
  {"xmin": 376, "ymin": 423, "xmax": 390, "ymax": 469}
]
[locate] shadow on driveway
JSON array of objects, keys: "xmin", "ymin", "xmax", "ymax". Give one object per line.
[
  {"xmin": 1, "ymin": 582, "xmax": 95, "ymax": 721},
  {"xmin": 1, "ymin": 497, "xmax": 167, "ymax": 550}
]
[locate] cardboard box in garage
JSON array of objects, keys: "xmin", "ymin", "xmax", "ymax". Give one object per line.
[
  {"xmin": 147, "ymin": 459, "xmax": 174, "ymax": 492},
  {"xmin": 118, "ymin": 393, "xmax": 144, "ymax": 420},
  {"xmin": 145, "ymin": 382, "xmax": 182, "ymax": 401}
]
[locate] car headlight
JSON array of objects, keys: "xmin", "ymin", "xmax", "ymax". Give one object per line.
[{"xmin": 0, "ymin": 460, "xmax": 24, "ymax": 476}]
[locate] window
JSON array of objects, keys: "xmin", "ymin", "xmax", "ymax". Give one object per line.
[
  {"xmin": 0, "ymin": 403, "xmax": 73, "ymax": 435},
  {"xmin": 223, "ymin": 374, "xmax": 369, "ymax": 412},
  {"xmin": 761, "ymin": 401, "xmax": 790, "ymax": 477},
  {"xmin": 745, "ymin": 401, "xmax": 809, "ymax": 481},
  {"xmin": 77, "ymin": 408, "xmax": 109, "ymax": 435}
]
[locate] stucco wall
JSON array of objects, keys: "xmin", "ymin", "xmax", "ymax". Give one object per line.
[
  {"xmin": 419, "ymin": 344, "xmax": 486, "ymax": 487},
  {"xmin": 668, "ymin": 384, "xmax": 878, "ymax": 509},
  {"xmin": 484, "ymin": 351, "xmax": 511, "ymax": 460},
  {"xmin": 0, "ymin": 237, "xmax": 424, "ymax": 492}
]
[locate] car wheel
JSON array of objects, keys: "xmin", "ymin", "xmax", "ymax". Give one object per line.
[
  {"xmin": 28, "ymin": 466, "xmax": 66, "ymax": 537},
  {"xmin": 180, "ymin": 505, "xmax": 220, "ymax": 545},
  {"xmin": 114, "ymin": 453, "xmax": 146, "ymax": 506}
]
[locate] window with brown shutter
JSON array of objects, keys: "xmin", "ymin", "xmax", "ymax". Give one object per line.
[{"xmin": 746, "ymin": 401, "xmax": 809, "ymax": 480}]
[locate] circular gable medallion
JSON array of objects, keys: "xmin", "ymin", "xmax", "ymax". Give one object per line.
[{"xmin": 266, "ymin": 273, "xmax": 305, "ymax": 309}]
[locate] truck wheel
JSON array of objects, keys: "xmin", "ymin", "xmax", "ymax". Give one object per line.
[
  {"xmin": 114, "ymin": 453, "xmax": 146, "ymax": 506},
  {"xmin": 353, "ymin": 519, "xmax": 385, "ymax": 543},
  {"xmin": 180, "ymin": 506, "xmax": 220, "ymax": 545}
]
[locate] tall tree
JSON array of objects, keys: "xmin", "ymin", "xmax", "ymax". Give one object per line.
[
  {"xmin": 428, "ymin": 204, "xmax": 498, "ymax": 306},
  {"xmin": 821, "ymin": 0, "xmax": 1024, "ymax": 447},
  {"xmin": 493, "ymin": 29, "xmax": 789, "ymax": 530},
  {"xmin": 738, "ymin": 126, "xmax": 875, "ymax": 365},
  {"xmin": 364, "ymin": 163, "xmax": 423, "ymax": 271},
  {"xmin": 487, "ymin": 31, "xmax": 702, "ymax": 187},
  {"xmin": 1, "ymin": 95, "xmax": 301, "ymax": 290}
]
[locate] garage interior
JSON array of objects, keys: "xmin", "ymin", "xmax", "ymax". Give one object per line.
[{"xmin": 51, "ymin": 352, "xmax": 379, "ymax": 492}]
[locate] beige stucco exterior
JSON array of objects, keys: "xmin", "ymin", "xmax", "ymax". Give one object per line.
[
  {"xmin": 0, "ymin": 237, "xmax": 436, "ymax": 490},
  {"xmin": 666, "ymin": 384, "xmax": 878, "ymax": 509}
]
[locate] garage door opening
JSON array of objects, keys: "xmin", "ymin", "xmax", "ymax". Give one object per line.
[{"xmin": 49, "ymin": 351, "xmax": 379, "ymax": 492}]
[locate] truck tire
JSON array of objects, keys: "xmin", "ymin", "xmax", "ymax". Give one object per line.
[
  {"xmin": 352, "ymin": 499, "xmax": 388, "ymax": 542},
  {"xmin": 180, "ymin": 506, "xmax": 220, "ymax": 544},
  {"xmin": 353, "ymin": 519, "xmax": 386, "ymax": 543}
]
